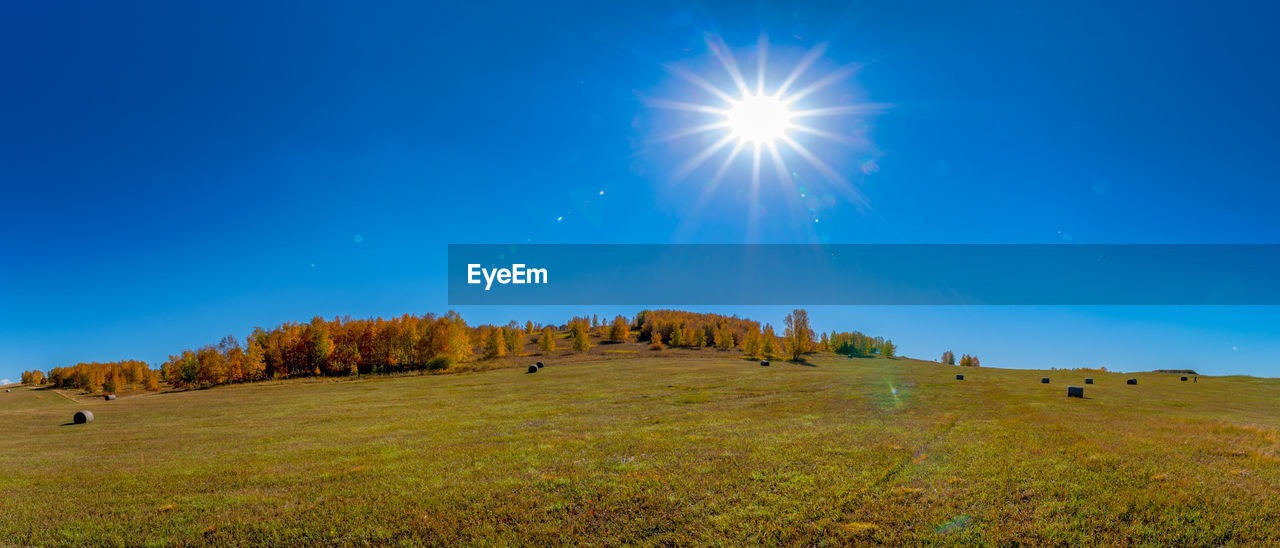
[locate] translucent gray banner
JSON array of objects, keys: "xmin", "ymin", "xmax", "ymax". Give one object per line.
[{"xmin": 448, "ymin": 244, "xmax": 1280, "ymax": 305}]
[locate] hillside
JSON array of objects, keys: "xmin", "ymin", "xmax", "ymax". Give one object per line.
[{"xmin": 2, "ymin": 354, "xmax": 1278, "ymax": 545}]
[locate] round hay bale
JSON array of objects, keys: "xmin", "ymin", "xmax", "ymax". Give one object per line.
[
  {"xmin": 536, "ymin": 362, "xmax": 544, "ymax": 368},
  {"xmin": 760, "ymin": 360, "xmax": 770, "ymax": 367},
  {"xmin": 1067, "ymin": 386, "xmax": 1084, "ymax": 398},
  {"xmin": 104, "ymin": 394, "xmax": 116, "ymax": 401},
  {"xmin": 527, "ymin": 364, "xmax": 539, "ymax": 374},
  {"xmin": 1127, "ymin": 378, "xmax": 1138, "ymax": 385},
  {"xmin": 1084, "ymin": 378, "xmax": 1094, "ymax": 384},
  {"xmin": 74, "ymin": 410, "xmax": 94, "ymax": 424},
  {"xmin": 1040, "ymin": 377, "xmax": 1050, "ymax": 384},
  {"xmin": 1180, "ymin": 376, "xmax": 1188, "ymax": 381},
  {"xmin": 955, "ymin": 374, "xmax": 964, "ymax": 380}
]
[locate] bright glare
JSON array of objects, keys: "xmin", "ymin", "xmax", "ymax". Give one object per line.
[
  {"xmin": 648, "ymin": 34, "xmax": 884, "ymax": 213},
  {"xmin": 726, "ymin": 94, "xmax": 792, "ymax": 144}
]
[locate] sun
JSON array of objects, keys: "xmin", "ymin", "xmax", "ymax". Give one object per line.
[
  {"xmin": 725, "ymin": 94, "xmax": 792, "ymax": 144},
  {"xmin": 646, "ymin": 34, "xmax": 885, "ymax": 213}
]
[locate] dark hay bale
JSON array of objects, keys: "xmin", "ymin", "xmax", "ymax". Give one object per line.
[
  {"xmin": 527, "ymin": 365, "xmax": 539, "ymax": 374},
  {"xmin": 1085, "ymin": 378, "xmax": 1094, "ymax": 384},
  {"xmin": 104, "ymin": 394, "xmax": 116, "ymax": 401},
  {"xmin": 536, "ymin": 362, "xmax": 544, "ymax": 368},
  {"xmin": 1067, "ymin": 386, "xmax": 1084, "ymax": 398},
  {"xmin": 1180, "ymin": 376, "xmax": 1188, "ymax": 381},
  {"xmin": 760, "ymin": 360, "xmax": 770, "ymax": 367},
  {"xmin": 1040, "ymin": 377, "xmax": 1050, "ymax": 384},
  {"xmin": 74, "ymin": 410, "xmax": 94, "ymax": 424},
  {"xmin": 1127, "ymin": 378, "xmax": 1138, "ymax": 385},
  {"xmin": 955, "ymin": 374, "xmax": 964, "ymax": 380}
]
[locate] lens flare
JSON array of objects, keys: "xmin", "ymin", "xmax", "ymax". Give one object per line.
[{"xmin": 647, "ymin": 34, "xmax": 889, "ymax": 232}]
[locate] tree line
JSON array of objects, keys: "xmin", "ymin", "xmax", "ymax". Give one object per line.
[
  {"xmin": 23, "ymin": 360, "xmax": 160, "ymax": 394},
  {"xmin": 939, "ymin": 350, "xmax": 980, "ymax": 367},
  {"xmin": 20, "ymin": 309, "xmax": 898, "ymax": 393}
]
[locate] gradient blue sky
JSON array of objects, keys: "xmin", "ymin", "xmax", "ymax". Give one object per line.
[{"xmin": 3, "ymin": 1, "xmax": 1279, "ymax": 382}]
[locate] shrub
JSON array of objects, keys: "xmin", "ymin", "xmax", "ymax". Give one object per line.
[{"xmin": 426, "ymin": 356, "xmax": 455, "ymax": 371}]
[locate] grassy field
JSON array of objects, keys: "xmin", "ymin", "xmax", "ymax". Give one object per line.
[{"xmin": 2, "ymin": 354, "xmax": 1279, "ymax": 546}]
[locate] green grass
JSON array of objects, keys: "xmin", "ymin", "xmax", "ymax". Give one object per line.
[{"xmin": 2, "ymin": 356, "xmax": 1278, "ymax": 545}]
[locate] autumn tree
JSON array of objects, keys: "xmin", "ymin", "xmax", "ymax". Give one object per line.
[
  {"xmin": 195, "ymin": 345, "xmax": 228, "ymax": 386},
  {"xmin": 21, "ymin": 370, "xmax": 45, "ymax": 385},
  {"xmin": 572, "ymin": 327, "xmax": 590, "ymax": 352},
  {"xmin": 102, "ymin": 372, "xmax": 119, "ymax": 395},
  {"xmin": 882, "ymin": 340, "xmax": 897, "ymax": 358},
  {"xmin": 762, "ymin": 324, "xmax": 779, "ymax": 359},
  {"xmin": 648, "ymin": 329, "xmax": 665, "ymax": 350},
  {"xmin": 784, "ymin": 309, "xmax": 814, "ymax": 361},
  {"xmin": 941, "ymin": 350, "xmax": 955, "ymax": 365},
  {"xmin": 715, "ymin": 325, "xmax": 734, "ymax": 350},
  {"xmin": 144, "ymin": 370, "xmax": 160, "ymax": 391},
  {"xmin": 505, "ymin": 327, "xmax": 526, "ymax": 355},
  {"xmin": 607, "ymin": 315, "xmax": 630, "ymax": 343},
  {"xmin": 244, "ymin": 329, "xmax": 268, "ymax": 380},
  {"xmin": 742, "ymin": 329, "xmax": 761, "ymax": 358},
  {"xmin": 483, "ymin": 327, "xmax": 507, "ymax": 359},
  {"xmin": 538, "ymin": 326, "xmax": 557, "ymax": 353}
]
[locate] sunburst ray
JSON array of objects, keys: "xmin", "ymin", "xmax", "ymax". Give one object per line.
[{"xmin": 653, "ymin": 35, "xmax": 882, "ymax": 224}]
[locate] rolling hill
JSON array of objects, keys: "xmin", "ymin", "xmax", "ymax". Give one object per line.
[{"xmin": 2, "ymin": 354, "xmax": 1278, "ymax": 545}]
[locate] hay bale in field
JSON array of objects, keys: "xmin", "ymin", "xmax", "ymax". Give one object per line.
[
  {"xmin": 536, "ymin": 362, "xmax": 544, "ymax": 368},
  {"xmin": 1127, "ymin": 378, "xmax": 1138, "ymax": 385},
  {"xmin": 73, "ymin": 410, "xmax": 94, "ymax": 424},
  {"xmin": 1040, "ymin": 377, "xmax": 1050, "ymax": 384},
  {"xmin": 1085, "ymin": 378, "xmax": 1093, "ymax": 384},
  {"xmin": 1181, "ymin": 376, "xmax": 1188, "ymax": 381},
  {"xmin": 955, "ymin": 374, "xmax": 964, "ymax": 380},
  {"xmin": 1067, "ymin": 386, "xmax": 1084, "ymax": 398},
  {"xmin": 527, "ymin": 365, "xmax": 539, "ymax": 374},
  {"xmin": 760, "ymin": 360, "xmax": 770, "ymax": 367},
  {"xmin": 104, "ymin": 394, "xmax": 116, "ymax": 401}
]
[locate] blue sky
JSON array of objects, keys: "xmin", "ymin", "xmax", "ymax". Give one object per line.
[{"xmin": 2, "ymin": 1, "xmax": 1279, "ymax": 381}]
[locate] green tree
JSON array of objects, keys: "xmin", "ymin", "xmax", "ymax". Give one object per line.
[
  {"xmin": 306, "ymin": 316, "xmax": 333, "ymax": 375},
  {"xmin": 669, "ymin": 326, "xmax": 685, "ymax": 347},
  {"xmin": 882, "ymin": 340, "xmax": 896, "ymax": 358}
]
